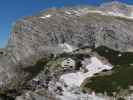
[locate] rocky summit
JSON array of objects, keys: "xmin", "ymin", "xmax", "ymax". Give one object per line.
[{"xmin": 0, "ymin": 1, "xmax": 133, "ymax": 100}]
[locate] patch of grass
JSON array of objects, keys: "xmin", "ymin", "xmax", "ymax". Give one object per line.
[
  {"xmin": 22, "ymin": 57, "xmax": 50, "ymax": 80},
  {"xmin": 93, "ymin": 46, "xmax": 133, "ymax": 65},
  {"xmin": 82, "ymin": 46, "xmax": 133, "ymax": 96}
]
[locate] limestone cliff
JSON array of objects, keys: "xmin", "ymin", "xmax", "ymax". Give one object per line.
[{"xmin": 0, "ymin": 1, "xmax": 133, "ymax": 100}]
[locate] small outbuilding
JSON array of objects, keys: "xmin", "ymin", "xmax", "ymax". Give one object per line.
[{"xmin": 61, "ymin": 58, "xmax": 76, "ymax": 69}]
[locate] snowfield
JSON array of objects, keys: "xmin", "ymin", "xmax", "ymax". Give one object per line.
[
  {"xmin": 60, "ymin": 57, "xmax": 112, "ymax": 87},
  {"xmin": 86, "ymin": 10, "xmax": 133, "ymax": 19},
  {"xmin": 65, "ymin": 9, "xmax": 133, "ymax": 20},
  {"xmin": 39, "ymin": 8, "xmax": 133, "ymax": 21},
  {"xmin": 57, "ymin": 57, "xmax": 113, "ymax": 100}
]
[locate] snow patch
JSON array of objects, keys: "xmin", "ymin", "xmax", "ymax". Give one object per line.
[
  {"xmin": 40, "ymin": 14, "xmax": 52, "ymax": 19},
  {"xmin": 100, "ymin": 10, "xmax": 133, "ymax": 19},
  {"xmin": 39, "ymin": 9, "xmax": 133, "ymax": 20},
  {"xmin": 88, "ymin": 10, "xmax": 103, "ymax": 14},
  {"xmin": 58, "ymin": 91, "xmax": 106, "ymax": 100},
  {"xmin": 56, "ymin": 57, "xmax": 113, "ymax": 100},
  {"xmin": 71, "ymin": 8, "xmax": 90, "ymax": 16},
  {"xmin": 60, "ymin": 72, "xmax": 86, "ymax": 87},
  {"xmin": 60, "ymin": 57, "xmax": 112, "ymax": 87},
  {"xmin": 86, "ymin": 9, "xmax": 133, "ymax": 20},
  {"xmin": 130, "ymin": 64, "xmax": 133, "ymax": 66},
  {"xmin": 107, "ymin": 11, "xmax": 125, "ymax": 16},
  {"xmin": 77, "ymin": 8, "xmax": 90, "ymax": 16},
  {"xmin": 65, "ymin": 11, "xmax": 71, "ymax": 15},
  {"xmin": 118, "ymin": 53, "xmax": 122, "ymax": 57}
]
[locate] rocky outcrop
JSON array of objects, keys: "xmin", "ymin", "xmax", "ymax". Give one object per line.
[
  {"xmin": 0, "ymin": 1, "xmax": 133, "ymax": 99},
  {"xmin": 9, "ymin": 3, "xmax": 133, "ymax": 68}
]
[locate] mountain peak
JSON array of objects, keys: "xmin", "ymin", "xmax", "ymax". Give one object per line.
[{"xmin": 101, "ymin": 1, "xmax": 127, "ymax": 7}]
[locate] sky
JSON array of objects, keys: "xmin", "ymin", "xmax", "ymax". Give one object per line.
[{"xmin": 0, "ymin": 0, "xmax": 133, "ymax": 47}]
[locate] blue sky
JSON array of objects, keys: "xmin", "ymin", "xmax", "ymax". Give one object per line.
[{"xmin": 0, "ymin": 0, "xmax": 132, "ymax": 47}]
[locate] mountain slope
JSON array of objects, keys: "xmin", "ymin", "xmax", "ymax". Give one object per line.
[{"xmin": 0, "ymin": 1, "xmax": 133, "ymax": 100}]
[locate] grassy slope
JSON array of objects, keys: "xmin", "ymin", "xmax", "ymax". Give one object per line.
[{"xmin": 82, "ymin": 46, "xmax": 133, "ymax": 96}]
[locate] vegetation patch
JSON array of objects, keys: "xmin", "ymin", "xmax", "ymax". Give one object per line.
[{"xmin": 81, "ymin": 46, "xmax": 133, "ymax": 96}]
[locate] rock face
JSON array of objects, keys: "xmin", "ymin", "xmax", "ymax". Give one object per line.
[
  {"xmin": 10, "ymin": 2, "xmax": 133, "ymax": 68},
  {"xmin": 0, "ymin": 1, "xmax": 133, "ymax": 99}
]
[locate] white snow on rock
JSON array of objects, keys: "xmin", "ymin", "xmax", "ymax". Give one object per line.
[
  {"xmin": 88, "ymin": 10, "xmax": 103, "ymax": 14},
  {"xmin": 76, "ymin": 8, "xmax": 90, "ymax": 16},
  {"xmin": 58, "ymin": 90, "xmax": 106, "ymax": 100},
  {"xmin": 86, "ymin": 57, "xmax": 112, "ymax": 72},
  {"xmin": 130, "ymin": 64, "xmax": 133, "ymax": 66},
  {"xmin": 72, "ymin": 9, "xmax": 102, "ymax": 16},
  {"xmin": 118, "ymin": 53, "xmax": 122, "ymax": 57},
  {"xmin": 40, "ymin": 14, "xmax": 52, "ymax": 19},
  {"xmin": 39, "ymin": 9, "xmax": 133, "ymax": 21},
  {"xmin": 60, "ymin": 72, "xmax": 86, "ymax": 87},
  {"xmin": 87, "ymin": 10, "xmax": 129, "ymax": 18},
  {"xmin": 107, "ymin": 11, "xmax": 125, "ymax": 16},
  {"xmin": 65, "ymin": 11, "xmax": 72, "ymax": 15},
  {"xmin": 56, "ymin": 57, "xmax": 113, "ymax": 100},
  {"xmin": 60, "ymin": 57, "xmax": 112, "ymax": 87},
  {"xmin": 79, "ymin": 9, "xmax": 133, "ymax": 20}
]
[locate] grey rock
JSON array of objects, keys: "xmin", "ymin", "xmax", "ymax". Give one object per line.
[
  {"xmin": 10, "ymin": 5, "xmax": 133, "ymax": 68},
  {"xmin": 15, "ymin": 90, "xmax": 56, "ymax": 100},
  {"xmin": 100, "ymin": 1, "xmax": 132, "ymax": 16},
  {"xmin": 0, "ymin": 1, "xmax": 133, "ymax": 95}
]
